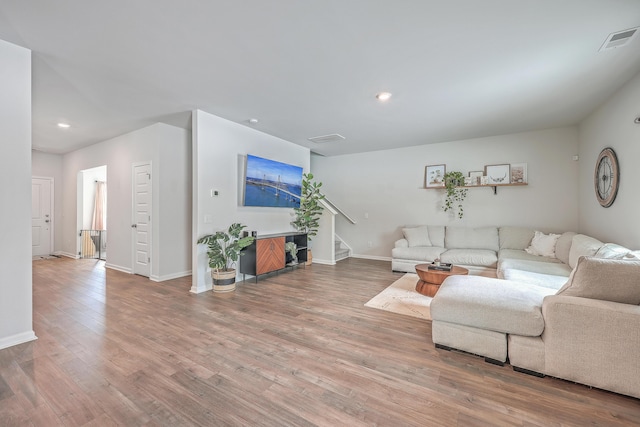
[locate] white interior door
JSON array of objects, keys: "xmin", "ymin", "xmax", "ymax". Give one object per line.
[
  {"xmin": 133, "ymin": 163, "xmax": 151, "ymax": 277},
  {"xmin": 32, "ymin": 177, "xmax": 53, "ymax": 256}
]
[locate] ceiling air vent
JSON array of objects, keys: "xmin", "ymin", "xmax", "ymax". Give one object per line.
[
  {"xmin": 599, "ymin": 27, "xmax": 638, "ymax": 51},
  {"xmin": 308, "ymin": 133, "xmax": 346, "ymax": 144}
]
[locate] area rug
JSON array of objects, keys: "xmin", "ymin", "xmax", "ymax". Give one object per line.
[
  {"xmin": 364, "ymin": 273, "xmax": 431, "ymax": 320},
  {"xmin": 32, "ymin": 255, "xmax": 60, "ymax": 261}
]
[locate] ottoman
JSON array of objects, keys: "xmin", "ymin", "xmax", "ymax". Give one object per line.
[{"xmin": 430, "ymin": 275, "xmax": 556, "ymax": 364}]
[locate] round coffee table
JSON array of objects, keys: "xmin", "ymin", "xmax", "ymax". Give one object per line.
[{"xmin": 414, "ymin": 264, "xmax": 469, "ymax": 297}]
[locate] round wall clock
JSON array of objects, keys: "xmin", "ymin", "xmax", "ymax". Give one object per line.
[{"xmin": 594, "ymin": 147, "xmax": 619, "ymax": 208}]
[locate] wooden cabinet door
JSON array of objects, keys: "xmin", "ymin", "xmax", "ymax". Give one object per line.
[{"xmin": 256, "ymin": 237, "xmax": 285, "ymax": 275}]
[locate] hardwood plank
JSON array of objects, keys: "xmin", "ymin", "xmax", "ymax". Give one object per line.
[{"xmin": 0, "ymin": 257, "xmax": 637, "ymax": 426}]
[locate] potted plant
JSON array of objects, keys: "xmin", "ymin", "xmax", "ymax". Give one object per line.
[
  {"xmin": 285, "ymin": 241, "xmax": 298, "ymax": 265},
  {"xmin": 291, "ymin": 172, "xmax": 325, "ymax": 265},
  {"xmin": 443, "ymin": 171, "xmax": 468, "ymax": 219},
  {"xmin": 197, "ymin": 223, "xmax": 255, "ymax": 292}
]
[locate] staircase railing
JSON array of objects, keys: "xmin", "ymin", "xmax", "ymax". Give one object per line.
[{"xmin": 321, "ymin": 194, "xmax": 356, "ymax": 225}]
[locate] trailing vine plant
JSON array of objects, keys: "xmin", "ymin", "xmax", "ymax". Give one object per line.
[{"xmin": 443, "ymin": 171, "xmax": 468, "ymax": 219}]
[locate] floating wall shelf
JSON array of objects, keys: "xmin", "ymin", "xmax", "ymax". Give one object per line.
[{"xmin": 424, "ymin": 182, "xmax": 528, "ymax": 195}]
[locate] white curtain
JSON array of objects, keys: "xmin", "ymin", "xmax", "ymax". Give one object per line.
[{"xmin": 91, "ymin": 181, "xmax": 107, "ymax": 230}]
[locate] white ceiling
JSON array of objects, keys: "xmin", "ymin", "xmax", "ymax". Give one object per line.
[{"xmin": 1, "ymin": 1, "xmax": 640, "ymax": 156}]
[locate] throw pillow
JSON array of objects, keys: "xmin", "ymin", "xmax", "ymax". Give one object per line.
[
  {"xmin": 556, "ymin": 256, "xmax": 640, "ymax": 305},
  {"xmin": 525, "ymin": 231, "xmax": 560, "ymax": 258},
  {"xmin": 594, "ymin": 243, "xmax": 640, "ymax": 260},
  {"xmin": 402, "ymin": 226, "xmax": 432, "ymax": 247}
]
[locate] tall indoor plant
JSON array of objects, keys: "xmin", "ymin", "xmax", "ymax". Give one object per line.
[
  {"xmin": 291, "ymin": 173, "xmax": 325, "ymax": 264},
  {"xmin": 197, "ymin": 223, "xmax": 255, "ymax": 292}
]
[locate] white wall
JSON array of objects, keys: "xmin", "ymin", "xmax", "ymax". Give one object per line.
[
  {"xmin": 312, "ymin": 127, "xmax": 579, "ymax": 259},
  {"xmin": 0, "ymin": 39, "xmax": 36, "ymax": 349},
  {"xmin": 62, "ymin": 123, "xmax": 192, "ymax": 280},
  {"xmin": 32, "ymin": 151, "xmax": 63, "ymax": 253},
  {"xmin": 192, "ymin": 110, "xmax": 310, "ymax": 293},
  {"xmin": 158, "ymin": 131, "xmax": 192, "ymax": 280},
  {"xmin": 578, "ymin": 71, "xmax": 640, "ymax": 248}
]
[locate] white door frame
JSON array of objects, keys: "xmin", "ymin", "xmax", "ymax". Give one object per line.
[
  {"xmin": 132, "ymin": 161, "xmax": 152, "ymax": 277},
  {"xmin": 32, "ymin": 176, "xmax": 54, "ymax": 256}
]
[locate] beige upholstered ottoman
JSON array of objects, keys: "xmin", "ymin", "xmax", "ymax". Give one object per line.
[{"xmin": 430, "ymin": 275, "xmax": 556, "ymax": 364}]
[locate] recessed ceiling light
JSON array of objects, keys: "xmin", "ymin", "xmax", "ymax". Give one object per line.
[
  {"xmin": 248, "ymin": 118, "xmax": 259, "ymax": 125},
  {"xmin": 57, "ymin": 122, "xmax": 71, "ymax": 128},
  {"xmin": 376, "ymin": 92, "xmax": 392, "ymax": 101}
]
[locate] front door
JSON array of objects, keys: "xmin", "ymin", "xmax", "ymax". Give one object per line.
[
  {"xmin": 133, "ymin": 163, "xmax": 151, "ymax": 277},
  {"xmin": 32, "ymin": 177, "xmax": 53, "ymax": 256}
]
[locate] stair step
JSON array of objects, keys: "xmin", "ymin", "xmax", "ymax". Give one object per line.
[{"xmin": 336, "ymin": 248, "xmax": 349, "ymax": 260}]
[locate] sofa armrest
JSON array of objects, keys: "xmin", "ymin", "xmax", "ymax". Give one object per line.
[
  {"xmin": 394, "ymin": 238, "xmax": 409, "ymax": 248},
  {"xmin": 542, "ymin": 295, "xmax": 640, "ymax": 399}
]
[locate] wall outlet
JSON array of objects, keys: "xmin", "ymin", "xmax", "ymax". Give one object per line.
[{"xmin": 367, "ymin": 241, "xmax": 373, "ymax": 248}]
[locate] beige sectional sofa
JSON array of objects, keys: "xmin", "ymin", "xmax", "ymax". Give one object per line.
[{"xmin": 393, "ymin": 225, "xmax": 640, "ymax": 399}]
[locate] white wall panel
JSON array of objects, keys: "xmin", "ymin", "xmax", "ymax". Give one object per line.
[
  {"xmin": 578, "ymin": 71, "xmax": 640, "ymax": 248},
  {"xmin": 0, "ymin": 39, "xmax": 36, "ymax": 349}
]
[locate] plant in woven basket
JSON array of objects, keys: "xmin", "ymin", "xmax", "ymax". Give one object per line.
[{"xmin": 197, "ymin": 223, "xmax": 255, "ymax": 273}]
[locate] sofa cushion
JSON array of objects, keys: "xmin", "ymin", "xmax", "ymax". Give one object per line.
[
  {"xmin": 440, "ymin": 249, "xmax": 498, "ymax": 267},
  {"xmin": 525, "ymin": 231, "xmax": 561, "ymax": 258},
  {"xmin": 555, "ymin": 231, "xmax": 576, "ymax": 265},
  {"xmin": 391, "ymin": 246, "xmax": 446, "ymax": 262},
  {"xmin": 595, "ymin": 243, "xmax": 639, "ymax": 260},
  {"xmin": 431, "ymin": 275, "xmax": 556, "ymax": 336},
  {"xmin": 427, "ymin": 225, "xmax": 445, "ymax": 248},
  {"xmin": 569, "ymin": 234, "xmax": 603, "ymax": 269},
  {"xmin": 556, "ymin": 257, "xmax": 640, "ymax": 305},
  {"xmin": 502, "ymin": 269, "xmax": 567, "ymax": 291},
  {"xmin": 498, "ymin": 249, "xmax": 561, "ymax": 264},
  {"xmin": 497, "ymin": 258, "xmax": 571, "ymax": 279},
  {"xmin": 499, "ymin": 226, "xmax": 534, "ymax": 250},
  {"xmin": 402, "ymin": 226, "xmax": 431, "ymax": 247},
  {"xmin": 445, "ymin": 226, "xmax": 499, "ymax": 251}
]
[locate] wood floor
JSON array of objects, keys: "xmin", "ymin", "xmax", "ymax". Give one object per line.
[{"xmin": 1, "ymin": 258, "xmax": 639, "ymax": 426}]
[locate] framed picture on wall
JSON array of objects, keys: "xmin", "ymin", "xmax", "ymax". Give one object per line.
[
  {"xmin": 510, "ymin": 163, "xmax": 528, "ymax": 184},
  {"xmin": 425, "ymin": 164, "xmax": 446, "ymax": 188},
  {"xmin": 484, "ymin": 164, "xmax": 511, "ymax": 184}
]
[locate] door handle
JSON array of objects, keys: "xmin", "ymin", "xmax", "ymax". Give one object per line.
[
  {"xmin": 45, "ymin": 220, "xmax": 50, "ymax": 223},
  {"xmin": 131, "ymin": 224, "xmax": 137, "ymax": 228}
]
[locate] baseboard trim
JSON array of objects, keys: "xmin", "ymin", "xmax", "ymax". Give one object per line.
[
  {"xmin": 310, "ymin": 258, "xmax": 335, "ymax": 265},
  {"xmin": 350, "ymin": 254, "xmax": 392, "ymax": 262},
  {"xmin": 151, "ymin": 270, "xmax": 192, "ymax": 282},
  {"xmin": 190, "ymin": 283, "xmax": 211, "ymax": 294},
  {"xmin": 0, "ymin": 331, "xmax": 37, "ymax": 350},
  {"xmin": 105, "ymin": 263, "xmax": 132, "ymax": 274},
  {"xmin": 58, "ymin": 251, "xmax": 79, "ymax": 259}
]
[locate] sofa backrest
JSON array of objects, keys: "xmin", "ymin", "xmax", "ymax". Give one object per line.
[
  {"xmin": 499, "ymin": 226, "xmax": 534, "ymax": 250},
  {"xmin": 400, "ymin": 225, "xmax": 445, "ymax": 247},
  {"xmin": 445, "ymin": 226, "xmax": 499, "ymax": 251},
  {"xmin": 427, "ymin": 225, "xmax": 445, "ymax": 248}
]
